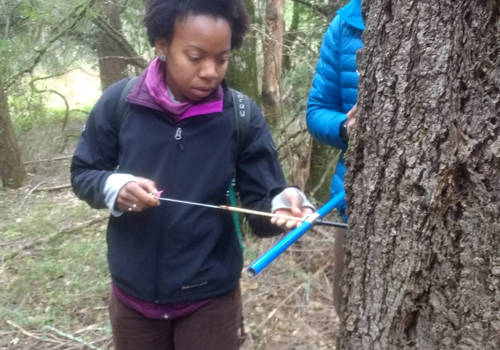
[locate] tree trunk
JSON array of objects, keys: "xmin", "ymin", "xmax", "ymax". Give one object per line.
[
  {"xmin": 340, "ymin": 1, "xmax": 500, "ymax": 349},
  {"xmin": 226, "ymin": 0, "xmax": 260, "ymax": 104},
  {"xmin": 283, "ymin": 0, "xmax": 300, "ymax": 73},
  {"xmin": 96, "ymin": 0, "xmax": 128, "ymax": 91},
  {"xmin": 261, "ymin": 0, "xmax": 284, "ymax": 131},
  {"xmin": 0, "ymin": 72, "xmax": 27, "ymax": 188}
]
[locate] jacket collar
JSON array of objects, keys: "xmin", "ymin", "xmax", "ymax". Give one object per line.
[{"xmin": 126, "ymin": 65, "xmax": 231, "ymax": 113}]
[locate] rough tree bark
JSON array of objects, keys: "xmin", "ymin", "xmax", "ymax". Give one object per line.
[
  {"xmin": 95, "ymin": 0, "xmax": 128, "ymax": 91},
  {"xmin": 226, "ymin": 0, "xmax": 260, "ymax": 104},
  {"xmin": 261, "ymin": 0, "xmax": 284, "ymax": 131},
  {"xmin": 0, "ymin": 72, "xmax": 27, "ymax": 188},
  {"xmin": 340, "ymin": 1, "xmax": 500, "ymax": 349}
]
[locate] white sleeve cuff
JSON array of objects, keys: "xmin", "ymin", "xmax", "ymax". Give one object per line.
[
  {"xmin": 271, "ymin": 188, "xmax": 315, "ymax": 213},
  {"xmin": 104, "ymin": 174, "xmax": 137, "ymax": 217}
]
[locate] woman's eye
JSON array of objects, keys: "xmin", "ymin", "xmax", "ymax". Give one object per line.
[{"xmin": 189, "ymin": 57, "xmax": 201, "ymax": 62}]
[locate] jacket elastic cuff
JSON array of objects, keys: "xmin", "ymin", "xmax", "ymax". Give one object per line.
[
  {"xmin": 104, "ymin": 174, "xmax": 137, "ymax": 217},
  {"xmin": 271, "ymin": 187, "xmax": 316, "ymax": 213}
]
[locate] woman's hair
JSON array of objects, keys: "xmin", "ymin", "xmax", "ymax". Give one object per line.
[{"xmin": 144, "ymin": 0, "xmax": 250, "ymax": 49}]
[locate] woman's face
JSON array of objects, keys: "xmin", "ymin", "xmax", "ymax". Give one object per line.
[{"xmin": 156, "ymin": 14, "xmax": 232, "ymax": 102}]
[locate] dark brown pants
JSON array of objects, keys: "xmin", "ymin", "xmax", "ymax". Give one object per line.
[{"xmin": 109, "ymin": 286, "xmax": 244, "ymax": 350}]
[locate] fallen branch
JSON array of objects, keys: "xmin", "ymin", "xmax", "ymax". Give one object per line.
[
  {"xmin": 60, "ymin": 215, "xmax": 108, "ymax": 234},
  {"xmin": 5, "ymin": 320, "xmax": 63, "ymax": 345},
  {"xmin": 42, "ymin": 325, "xmax": 106, "ymax": 350},
  {"xmin": 17, "ymin": 182, "xmax": 46, "ymax": 211},
  {"xmin": 33, "ymin": 184, "xmax": 72, "ymax": 193},
  {"xmin": 0, "ymin": 331, "xmax": 15, "ymax": 336},
  {"xmin": 90, "ymin": 335, "xmax": 114, "ymax": 347},
  {"xmin": 23, "ymin": 155, "xmax": 72, "ymax": 165},
  {"xmin": 0, "ymin": 237, "xmax": 27, "ymax": 246},
  {"xmin": 2, "ymin": 233, "xmax": 58, "ymax": 261},
  {"xmin": 3, "ymin": 216, "xmax": 108, "ymax": 261}
]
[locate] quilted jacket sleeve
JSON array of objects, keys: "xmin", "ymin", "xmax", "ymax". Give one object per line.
[{"xmin": 306, "ymin": 16, "xmax": 348, "ymax": 151}]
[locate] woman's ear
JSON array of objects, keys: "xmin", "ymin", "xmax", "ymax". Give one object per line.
[{"xmin": 155, "ymin": 38, "xmax": 169, "ymax": 61}]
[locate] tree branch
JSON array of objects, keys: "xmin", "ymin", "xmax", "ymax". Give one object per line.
[
  {"xmin": 29, "ymin": 77, "xmax": 70, "ymax": 132},
  {"xmin": 60, "ymin": 216, "xmax": 108, "ymax": 234},
  {"xmin": 5, "ymin": 320, "xmax": 64, "ymax": 345},
  {"xmin": 2, "ymin": 215, "xmax": 107, "ymax": 261},
  {"xmin": 309, "ymin": 155, "xmax": 338, "ymax": 199},
  {"xmin": 92, "ymin": 15, "xmax": 148, "ymax": 70},
  {"xmin": 23, "ymin": 156, "xmax": 73, "ymax": 165},
  {"xmin": 5, "ymin": 0, "xmax": 98, "ymax": 90},
  {"xmin": 291, "ymin": 0, "xmax": 329, "ymax": 18},
  {"xmin": 33, "ymin": 184, "xmax": 72, "ymax": 193},
  {"xmin": 42, "ymin": 326, "xmax": 106, "ymax": 350}
]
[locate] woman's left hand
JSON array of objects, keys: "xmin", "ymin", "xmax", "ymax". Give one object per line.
[{"xmin": 271, "ymin": 188, "xmax": 314, "ymax": 228}]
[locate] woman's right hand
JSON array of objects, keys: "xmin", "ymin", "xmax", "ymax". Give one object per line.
[{"xmin": 116, "ymin": 177, "xmax": 160, "ymax": 213}]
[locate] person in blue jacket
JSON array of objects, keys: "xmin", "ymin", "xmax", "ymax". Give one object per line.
[{"xmin": 306, "ymin": 0, "xmax": 364, "ymax": 316}]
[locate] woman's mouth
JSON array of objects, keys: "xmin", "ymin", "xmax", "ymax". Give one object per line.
[
  {"xmin": 190, "ymin": 86, "xmax": 214, "ymax": 99},
  {"xmin": 193, "ymin": 86, "xmax": 213, "ymax": 92}
]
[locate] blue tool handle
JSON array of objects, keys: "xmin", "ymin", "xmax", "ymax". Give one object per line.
[
  {"xmin": 247, "ymin": 191, "xmax": 345, "ymax": 277},
  {"xmin": 317, "ymin": 191, "xmax": 346, "ymax": 217}
]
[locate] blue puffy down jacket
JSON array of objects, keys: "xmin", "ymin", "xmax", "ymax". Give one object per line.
[{"xmin": 306, "ymin": 0, "xmax": 364, "ymax": 221}]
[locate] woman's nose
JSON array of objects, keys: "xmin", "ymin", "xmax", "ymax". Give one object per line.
[{"xmin": 199, "ymin": 60, "xmax": 218, "ymax": 80}]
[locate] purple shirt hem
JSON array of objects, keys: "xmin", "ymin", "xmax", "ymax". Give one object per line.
[{"xmin": 112, "ymin": 283, "xmax": 213, "ymax": 319}]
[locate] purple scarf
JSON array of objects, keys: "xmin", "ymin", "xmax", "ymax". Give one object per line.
[{"xmin": 145, "ymin": 58, "xmax": 223, "ymax": 121}]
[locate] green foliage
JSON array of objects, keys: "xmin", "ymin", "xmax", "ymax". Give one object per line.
[
  {"xmin": 0, "ymin": 39, "xmax": 17, "ymax": 77},
  {"xmin": 8, "ymin": 94, "xmax": 90, "ymax": 134},
  {"xmin": 119, "ymin": 0, "xmax": 155, "ymax": 61},
  {"xmin": 282, "ymin": 62, "xmax": 316, "ymax": 118},
  {"xmin": 7, "ymin": 93, "xmax": 45, "ymax": 132}
]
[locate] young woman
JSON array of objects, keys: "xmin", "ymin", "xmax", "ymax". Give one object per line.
[{"xmin": 71, "ymin": 0, "xmax": 313, "ymax": 349}]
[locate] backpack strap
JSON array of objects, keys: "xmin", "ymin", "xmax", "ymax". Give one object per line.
[
  {"xmin": 228, "ymin": 181, "xmax": 245, "ymax": 251},
  {"xmin": 228, "ymin": 88, "xmax": 251, "ymax": 251},
  {"xmin": 229, "ymin": 88, "xmax": 251, "ymax": 154},
  {"xmin": 116, "ymin": 77, "xmax": 137, "ymax": 129}
]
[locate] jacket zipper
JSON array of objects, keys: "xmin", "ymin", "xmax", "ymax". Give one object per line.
[
  {"xmin": 154, "ymin": 123, "xmax": 185, "ymax": 303},
  {"xmin": 175, "ymin": 127, "xmax": 184, "ymax": 151}
]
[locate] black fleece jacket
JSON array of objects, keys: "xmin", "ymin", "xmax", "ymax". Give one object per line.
[{"xmin": 71, "ymin": 78, "xmax": 286, "ymax": 303}]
